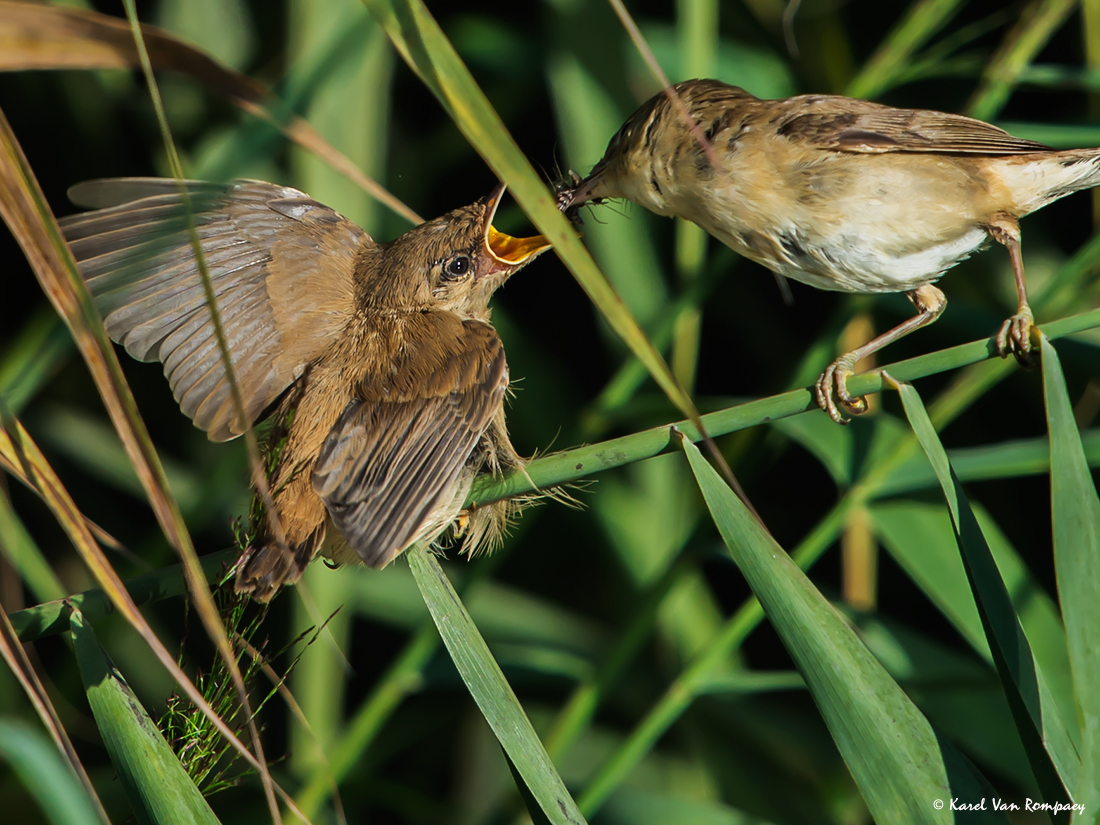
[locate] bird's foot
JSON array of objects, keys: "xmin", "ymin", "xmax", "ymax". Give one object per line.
[
  {"xmin": 816, "ymin": 353, "xmax": 869, "ymax": 425},
  {"xmin": 996, "ymin": 304, "xmax": 1035, "ymax": 367}
]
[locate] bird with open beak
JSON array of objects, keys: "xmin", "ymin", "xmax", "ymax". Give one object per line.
[
  {"xmin": 60, "ymin": 179, "xmax": 551, "ymax": 601},
  {"xmin": 560, "ymin": 79, "xmax": 1100, "ymax": 422}
]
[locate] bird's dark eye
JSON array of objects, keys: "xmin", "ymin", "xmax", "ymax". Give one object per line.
[{"xmin": 443, "ymin": 254, "xmax": 471, "ymax": 281}]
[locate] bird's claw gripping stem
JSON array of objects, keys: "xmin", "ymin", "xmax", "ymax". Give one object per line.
[
  {"xmin": 816, "ymin": 353, "xmax": 869, "ymax": 425},
  {"xmin": 996, "ymin": 304, "xmax": 1035, "ymax": 368}
]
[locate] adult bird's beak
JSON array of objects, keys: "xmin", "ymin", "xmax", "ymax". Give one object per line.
[{"xmin": 480, "ymin": 184, "xmax": 551, "ymax": 279}]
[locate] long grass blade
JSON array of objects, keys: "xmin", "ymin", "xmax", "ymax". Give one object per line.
[
  {"xmin": 0, "ymin": 92, "xmax": 290, "ymax": 820},
  {"xmin": 10, "ymin": 550, "xmax": 235, "ymax": 643},
  {"xmin": 876, "ymin": 429, "xmax": 1100, "ymax": 496},
  {"xmin": 405, "ymin": 544, "xmax": 587, "ymax": 825},
  {"xmin": 679, "ymin": 434, "xmax": 1002, "ymax": 825},
  {"xmin": 0, "ymin": 601, "xmax": 108, "ymax": 823},
  {"xmin": 1040, "ymin": 335, "xmax": 1100, "ymax": 816},
  {"xmin": 846, "ymin": 0, "xmax": 967, "ymax": 99},
  {"xmin": 0, "ymin": 0, "xmax": 418, "ymax": 224},
  {"xmin": 544, "ymin": 558, "xmax": 688, "ymax": 761},
  {"xmin": 0, "ymin": 311, "xmax": 71, "ymax": 416},
  {"xmin": 358, "ymin": 0, "xmax": 709, "ymax": 471},
  {"xmin": 0, "ymin": 490, "xmax": 66, "ymax": 604},
  {"xmin": 890, "ymin": 375, "xmax": 1078, "ymax": 803},
  {"xmin": 118, "ymin": 4, "xmax": 280, "ymax": 815},
  {"xmin": 967, "ymin": 0, "xmax": 1079, "ymax": 120},
  {"xmin": 294, "ymin": 622, "xmax": 439, "ymax": 817},
  {"xmin": 0, "ymin": 428, "xmax": 128, "ymax": 561},
  {"xmin": 0, "ymin": 718, "xmax": 107, "ymax": 825},
  {"xmin": 0, "ymin": 415, "xmax": 312, "ymax": 822},
  {"xmin": 71, "ymin": 607, "xmax": 221, "ymax": 825}
]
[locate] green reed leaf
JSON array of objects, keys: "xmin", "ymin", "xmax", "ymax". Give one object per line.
[
  {"xmin": 71, "ymin": 608, "xmax": 221, "ymax": 825},
  {"xmin": 1041, "ymin": 335, "xmax": 1100, "ymax": 816},
  {"xmin": 405, "ymin": 544, "xmax": 586, "ymax": 825},
  {"xmin": 893, "ymin": 377, "xmax": 1077, "ymax": 803},
  {"xmin": 680, "ymin": 434, "xmax": 1002, "ymax": 824}
]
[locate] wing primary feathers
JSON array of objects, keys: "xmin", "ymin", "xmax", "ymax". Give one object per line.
[{"xmin": 61, "ymin": 177, "xmax": 366, "ymax": 440}]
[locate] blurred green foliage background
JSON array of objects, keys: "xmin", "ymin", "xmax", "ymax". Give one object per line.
[{"xmin": 1, "ymin": 0, "xmax": 1100, "ymax": 823}]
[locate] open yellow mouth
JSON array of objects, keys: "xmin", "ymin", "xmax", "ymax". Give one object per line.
[{"xmin": 486, "ymin": 224, "xmax": 551, "ymax": 264}]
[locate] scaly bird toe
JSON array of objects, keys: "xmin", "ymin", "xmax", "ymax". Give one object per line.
[
  {"xmin": 996, "ymin": 305, "xmax": 1035, "ymax": 367},
  {"xmin": 816, "ymin": 354, "xmax": 871, "ymax": 425},
  {"xmin": 814, "ymin": 367, "xmax": 845, "ymax": 425}
]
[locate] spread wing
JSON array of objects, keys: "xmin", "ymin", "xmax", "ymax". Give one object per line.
[
  {"xmin": 312, "ymin": 319, "xmax": 507, "ymax": 568},
  {"xmin": 59, "ymin": 178, "xmax": 368, "ymax": 441},
  {"xmin": 777, "ymin": 96, "xmax": 1053, "ymax": 156}
]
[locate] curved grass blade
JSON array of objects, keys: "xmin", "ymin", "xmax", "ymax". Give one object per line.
[
  {"xmin": 70, "ymin": 607, "xmax": 221, "ymax": 825},
  {"xmin": 293, "ymin": 621, "xmax": 439, "ymax": 816},
  {"xmin": 0, "ymin": 415, "xmax": 312, "ymax": 822},
  {"xmin": 997, "ymin": 121, "xmax": 1100, "ymax": 147},
  {"xmin": 405, "ymin": 544, "xmax": 587, "ymax": 825},
  {"xmin": 358, "ymin": 0, "xmax": 710, "ymax": 470},
  {"xmin": 0, "ymin": 489, "xmax": 66, "ymax": 604},
  {"xmin": 0, "ymin": 718, "xmax": 107, "ymax": 825},
  {"xmin": 876, "ymin": 429, "xmax": 1100, "ymax": 497},
  {"xmin": 10, "ymin": 550, "xmax": 235, "ymax": 643},
  {"xmin": 1040, "ymin": 335, "xmax": 1100, "ymax": 816},
  {"xmin": 0, "ymin": 429, "xmax": 126, "ymax": 564},
  {"xmin": 0, "ymin": 311, "xmax": 71, "ymax": 415},
  {"xmin": 872, "ymin": 498, "xmax": 1076, "ymax": 715},
  {"xmin": 0, "ymin": 0, "xmax": 418, "ymax": 224},
  {"xmin": 0, "ymin": 598, "xmax": 108, "ymax": 823},
  {"xmin": 37, "ymin": 406, "xmax": 203, "ymax": 515},
  {"xmin": 119, "ymin": 5, "xmax": 281, "ymax": 815},
  {"xmin": 846, "ymin": 0, "xmax": 967, "ymax": 99},
  {"xmin": 966, "ymin": 0, "xmax": 1079, "ymax": 121},
  {"xmin": 891, "ymin": 376, "xmax": 1077, "ymax": 804},
  {"xmin": 679, "ymin": 434, "xmax": 1003, "ymax": 825},
  {"xmin": 544, "ymin": 558, "xmax": 688, "ymax": 762},
  {"xmin": 0, "ymin": 90, "xmax": 295, "ymax": 820}
]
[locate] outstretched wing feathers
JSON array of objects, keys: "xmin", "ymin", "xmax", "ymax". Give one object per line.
[
  {"xmin": 67, "ymin": 177, "xmax": 230, "ymax": 209},
  {"xmin": 59, "ymin": 178, "xmax": 367, "ymax": 441}
]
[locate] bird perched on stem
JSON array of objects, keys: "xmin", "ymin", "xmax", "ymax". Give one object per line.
[
  {"xmin": 559, "ymin": 78, "xmax": 1100, "ymax": 422},
  {"xmin": 60, "ymin": 179, "xmax": 550, "ymax": 601}
]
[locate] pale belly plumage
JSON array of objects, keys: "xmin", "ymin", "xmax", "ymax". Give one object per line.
[
  {"xmin": 654, "ymin": 159, "xmax": 996, "ymax": 295},
  {"xmin": 614, "ymin": 145, "xmax": 1010, "ymax": 296},
  {"xmin": 704, "ymin": 218, "xmax": 989, "ymax": 294}
]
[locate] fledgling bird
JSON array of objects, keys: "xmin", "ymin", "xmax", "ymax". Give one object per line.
[
  {"xmin": 59, "ymin": 179, "xmax": 550, "ymax": 601},
  {"xmin": 560, "ymin": 78, "xmax": 1100, "ymax": 422}
]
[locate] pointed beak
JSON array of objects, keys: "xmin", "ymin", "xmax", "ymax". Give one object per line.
[
  {"xmin": 559, "ymin": 172, "xmax": 606, "ymax": 210},
  {"xmin": 480, "ymin": 184, "xmax": 551, "ymax": 278}
]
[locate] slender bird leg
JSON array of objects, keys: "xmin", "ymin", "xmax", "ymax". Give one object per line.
[
  {"xmin": 988, "ymin": 219, "xmax": 1035, "ymax": 367},
  {"xmin": 816, "ymin": 284, "xmax": 947, "ymax": 424}
]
